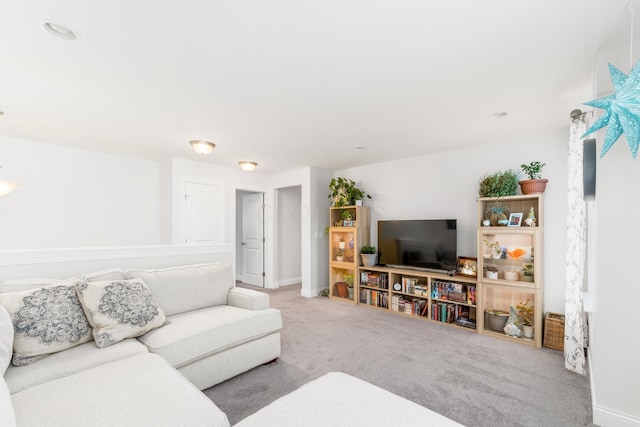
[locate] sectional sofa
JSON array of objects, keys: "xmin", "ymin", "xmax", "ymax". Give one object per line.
[{"xmin": 0, "ymin": 262, "xmax": 282, "ymax": 426}]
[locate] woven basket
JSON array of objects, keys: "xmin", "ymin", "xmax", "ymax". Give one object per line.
[{"xmin": 543, "ymin": 312, "xmax": 565, "ymax": 351}]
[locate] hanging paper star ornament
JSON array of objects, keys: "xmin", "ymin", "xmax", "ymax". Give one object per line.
[{"xmin": 583, "ymin": 62, "xmax": 640, "ymax": 159}]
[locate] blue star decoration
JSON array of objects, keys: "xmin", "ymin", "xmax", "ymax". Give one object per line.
[{"xmin": 583, "ymin": 62, "xmax": 640, "ymax": 159}]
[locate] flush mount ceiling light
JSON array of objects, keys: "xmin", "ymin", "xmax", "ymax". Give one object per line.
[
  {"xmin": 0, "ymin": 166, "xmax": 19, "ymax": 197},
  {"xmin": 353, "ymin": 146, "xmax": 366, "ymax": 151},
  {"xmin": 487, "ymin": 112, "xmax": 508, "ymax": 119},
  {"xmin": 42, "ymin": 22, "xmax": 79, "ymax": 41},
  {"xmin": 190, "ymin": 140, "xmax": 216, "ymax": 155},
  {"xmin": 238, "ymin": 161, "xmax": 257, "ymax": 172}
]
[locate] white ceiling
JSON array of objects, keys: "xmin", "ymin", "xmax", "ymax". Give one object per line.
[{"xmin": 0, "ymin": 1, "xmax": 630, "ymax": 173}]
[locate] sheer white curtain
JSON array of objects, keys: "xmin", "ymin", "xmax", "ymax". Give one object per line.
[{"xmin": 565, "ymin": 114, "xmax": 587, "ymax": 375}]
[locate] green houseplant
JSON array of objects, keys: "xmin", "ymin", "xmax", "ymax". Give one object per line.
[
  {"xmin": 516, "ymin": 299, "xmax": 535, "ymax": 338},
  {"xmin": 521, "ymin": 264, "xmax": 534, "ymax": 282},
  {"xmin": 328, "ymin": 177, "xmax": 371, "ymax": 207},
  {"xmin": 478, "ymin": 170, "xmax": 519, "ymax": 198},
  {"xmin": 344, "ymin": 273, "xmax": 355, "ymax": 300},
  {"xmin": 360, "ymin": 246, "xmax": 377, "ymax": 267},
  {"xmin": 519, "ymin": 161, "xmax": 548, "ymax": 194}
]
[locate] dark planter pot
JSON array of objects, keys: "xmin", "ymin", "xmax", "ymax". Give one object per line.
[
  {"xmin": 486, "ymin": 311, "xmax": 509, "ymax": 332},
  {"xmin": 519, "ymin": 179, "xmax": 548, "ymax": 194},
  {"xmin": 335, "ymin": 282, "xmax": 349, "ymax": 298}
]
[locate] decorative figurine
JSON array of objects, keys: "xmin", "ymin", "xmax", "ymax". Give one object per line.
[{"xmin": 525, "ymin": 207, "xmax": 536, "ymax": 227}]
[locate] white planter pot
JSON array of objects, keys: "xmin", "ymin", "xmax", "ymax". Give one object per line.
[
  {"xmin": 361, "ymin": 254, "xmax": 377, "ymax": 267},
  {"xmin": 522, "ymin": 324, "xmax": 534, "ymax": 338},
  {"xmin": 504, "ymin": 270, "xmax": 519, "ymax": 281}
]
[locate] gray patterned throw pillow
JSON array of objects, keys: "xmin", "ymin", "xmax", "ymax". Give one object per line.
[
  {"xmin": 0, "ymin": 282, "xmax": 93, "ymax": 366},
  {"xmin": 75, "ymin": 278, "xmax": 167, "ymax": 348}
]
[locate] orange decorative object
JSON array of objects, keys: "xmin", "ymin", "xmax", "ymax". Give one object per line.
[{"xmin": 507, "ymin": 248, "xmax": 526, "ymax": 259}]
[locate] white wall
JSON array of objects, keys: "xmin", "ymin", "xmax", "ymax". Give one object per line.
[
  {"xmin": 271, "ymin": 167, "xmax": 331, "ymax": 297},
  {"xmin": 588, "ymin": 42, "xmax": 640, "ymax": 427},
  {"xmin": 334, "ymin": 130, "xmax": 568, "ymax": 313},
  {"xmin": 277, "ymin": 185, "xmax": 302, "ymax": 286},
  {"xmin": 0, "ymin": 135, "xmax": 165, "ymax": 249}
]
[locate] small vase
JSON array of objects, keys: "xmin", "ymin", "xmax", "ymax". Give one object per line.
[{"xmin": 339, "ymin": 241, "xmax": 346, "ymax": 249}]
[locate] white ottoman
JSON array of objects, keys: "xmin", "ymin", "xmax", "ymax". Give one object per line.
[{"xmin": 234, "ymin": 372, "xmax": 462, "ymax": 427}]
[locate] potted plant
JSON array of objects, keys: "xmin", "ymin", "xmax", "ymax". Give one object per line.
[
  {"xmin": 485, "ymin": 309, "xmax": 510, "ymax": 332},
  {"xmin": 344, "ymin": 273, "xmax": 355, "ymax": 300},
  {"xmin": 478, "ymin": 170, "xmax": 519, "ymax": 198},
  {"xmin": 341, "ymin": 209, "xmax": 354, "ymax": 226},
  {"xmin": 519, "ymin": 161, "xmax": 548, "ymax": 194},
  {"xmin": 516, "ymin": 299, "xmax": 534, "ymax": 338},
  {"xmin": 360, "ymin": 246, "xmax": 377, "ymax": 267},
  {"xmin": 336, "ymin": 248, "xmax": 345, "ymax": 262},
  {"xmin": 484, "ymin": 206, "xmax": 511, "ymax": 226},
  {"xmin": 328, "ymin": 177, "xmax": 371, "ymax": 207},
  {"xmin": 483, "ymin": 239, "xmax": 502, "ymax": 259},
  {"xmin": 521, "ymin": 264, "xmax": 534, "ymax": 282}
]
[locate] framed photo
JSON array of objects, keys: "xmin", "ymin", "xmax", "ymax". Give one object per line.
[
  {"xmin": 508, "ymin": 213, "xmax": 523, "ymax": 227},
  {"xmin": 456, "ymin": 256, "xmax": 477, "ymax": 278}
]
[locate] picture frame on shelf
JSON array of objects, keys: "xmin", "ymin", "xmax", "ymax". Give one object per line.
[
  {"xmin": 456, "ymin": 256, "xmax": 477, "ymax": 277},
  {"xmin": 508, "ymin": 212, "xmax": 523, "ymax": 227}
]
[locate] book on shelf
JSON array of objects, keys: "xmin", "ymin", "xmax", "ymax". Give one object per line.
[
  {"xmin": 431, "ymin": 279, "xmax": 476, "ymax": 306},
  {"xmin": 360, "ymin": 272, "xmax": 389, "ymax": 289}
]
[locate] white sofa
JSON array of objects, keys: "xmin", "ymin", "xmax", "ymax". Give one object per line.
[{"xmin": 0, "ymin": 262, "xmax": 282, "ymax": 427}]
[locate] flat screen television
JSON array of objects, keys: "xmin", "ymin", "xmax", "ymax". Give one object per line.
[{"xmin": 377, "ymin": 219, "xmax": 457, "ymax": 273}]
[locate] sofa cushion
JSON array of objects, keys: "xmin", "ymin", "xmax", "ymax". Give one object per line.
[
  {"xmin": 0, "ymin": 305, "xmax": 13, "ymax": 374},
  {"xmin": 0, "ymin": 278, "xmax": 61, "ymax": 293},
  {"xmin": 76, "ymin": 278, "xmax": 167, "ymax": 348},
  {"xmin": 0, "ymin": 378, "xmax": 16, "ymax": 427},
  {"xmin": 138, "ymin": 305, "xmax": 282, "ymax": 368},
  {"xmin": 4, "ymin": 338, "xmax": 148, "ymax": 394},
  {"xmin": 80, "ymin": 268, "xmax": 125, "ymax": 282},
  {"xmin": 11, "ymin": 353, "xmax": 230, "ymax": 427},
  {"xmin": 124, "ymin": 262, "xmax": 234, "ymax": 316},
  {"xmin": 0, "ymin": 283, "xmax": 93, "ymax": 366}
]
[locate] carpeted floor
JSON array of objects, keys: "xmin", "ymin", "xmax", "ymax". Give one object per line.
[{"xmin": 204, "ymin": 284, "xmax": 593, "ymax": 427}]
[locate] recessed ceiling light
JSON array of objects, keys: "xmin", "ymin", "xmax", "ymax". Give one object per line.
[
  {"xmin": 487, "ymin": 112, "xmax": 508, "ymax": 119},
  {"xmin": 42, "ymin": 22, "xmax": 79, "ymax": 41},
  {"xmin": 353, "ymin": 146, "xmax": 366, "ymax": 151}
]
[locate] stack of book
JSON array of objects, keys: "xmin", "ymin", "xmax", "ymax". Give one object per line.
[
  {"xmin": 431, "ymin": 280, "xmax": 476, "ymax": 305},
  {"xmin": 360, "ymin": 272, "xmax": 389, "ymax": 289}
]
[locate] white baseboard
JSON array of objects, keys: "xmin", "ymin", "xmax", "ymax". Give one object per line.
[
  {"xmin": 589, "ymin": 349, "xmax": 640, "ymax": 426},
  {"xmin": 593, "ymin": 406, "xmax": 640, "ymax": 427},
  {"xmin": 277, "ymin": 277, "xmax": 301, "ymax": 287}
]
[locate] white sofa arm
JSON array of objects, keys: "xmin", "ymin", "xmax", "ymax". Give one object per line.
[{"xmin": 227, "ymin": 287, "xmax": 270, "ymax": 310}]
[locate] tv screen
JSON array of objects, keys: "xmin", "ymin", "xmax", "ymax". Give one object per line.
[{"xmin": 377, "ymin": 219, "xmax": 457, "ymax": 272}]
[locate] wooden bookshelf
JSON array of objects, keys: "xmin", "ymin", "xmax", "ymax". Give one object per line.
[
  {"xmin": 328, "ymin": 206, "xmax": 370, "ymax": 303},
  {"xmin": 358, "ymin": 266, "xmax": 478, "ymax": 332}
]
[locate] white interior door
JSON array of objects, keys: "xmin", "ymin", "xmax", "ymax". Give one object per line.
[
  {"xmin": 185, "ymin": 182, "xmax": 218, "ymax": 243},
  {"xmin": 242, "ymin": 193, "xmax": 264, "ymax": 286}
]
